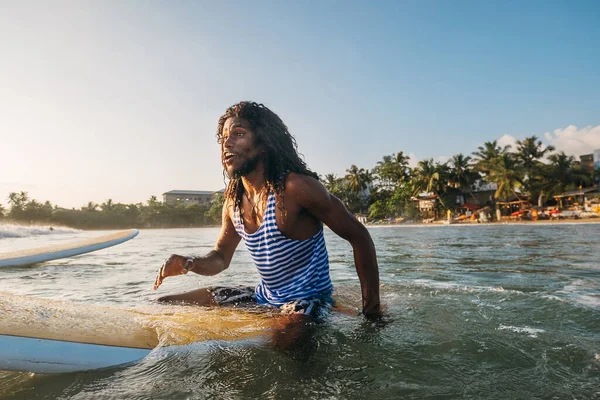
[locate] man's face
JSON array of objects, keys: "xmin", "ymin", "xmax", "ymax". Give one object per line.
[{"xmin": 221, "ymin": 117, "xmax": 263, "ymax": 177}]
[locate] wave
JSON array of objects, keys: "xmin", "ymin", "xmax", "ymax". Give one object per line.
[
  {"xmin": 497, "ymin": 324, "xmax": 545, "ymax": 337},
  {"xmin": 0, "ymin": 223, "xmax": 80, "ymax": 239}
]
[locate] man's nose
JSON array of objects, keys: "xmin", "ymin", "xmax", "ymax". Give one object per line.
[{"xmin": 224, "ymin": 135, "xmax": 235, "ymax": 147}]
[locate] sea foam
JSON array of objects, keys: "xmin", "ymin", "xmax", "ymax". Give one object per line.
[{"xmin": 0, "ymin": 223, "xmax": 79, "ymax": 239}]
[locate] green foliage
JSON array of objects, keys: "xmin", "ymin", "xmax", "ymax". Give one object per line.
[
  {"xmin": 321, "ymin": 174, "xmax": 346, "ymax": 200},
  {"xmin": 486, "ymin": 153, "xmax": 524, "ymax": 200},
  {"xmin": 4, "ymin": 192, "xmax": 218, "ymax": 229},
  {"xmin": 372, "ymin": 152, "xmax": 411, "ymax": 191},
  {"xmin": 205, "ymin": 193, "xmax": 224, "ymax": 224},
  {"xmin": 512, "ymin": 136, "xmax": 556, "ymax": 203},
  {"xmin": 8, "ymin": 191, "xmax": 30, "ymax": 220},
  {"xmin": 367, "ymin": 199, "xmax": 388, "ymax": 220},
  {"xmin": 403, "ymin": 201, "xmax": 420, "ymax": 221},
  {"xmin": 530, "ymin": 152, "xmax": 591, "ymax": 205},
  {"xmin": 472, "ymin": 141, "xmax": 511, "ymax": 176}
]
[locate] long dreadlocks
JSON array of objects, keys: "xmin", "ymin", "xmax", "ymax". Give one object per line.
[{"xmin": 216, "ymin": 101, "xmax": 319, "ymax": 214}]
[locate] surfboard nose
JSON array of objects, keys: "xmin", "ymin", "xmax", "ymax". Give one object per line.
[{"xmin": 0, "ymin": 229, "xmax": 140, "ymax": 268}]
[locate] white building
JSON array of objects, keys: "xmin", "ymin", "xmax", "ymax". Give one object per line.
[{"xmin": 162, "ymin": 190, "xmax": 224, "ymax": 206}]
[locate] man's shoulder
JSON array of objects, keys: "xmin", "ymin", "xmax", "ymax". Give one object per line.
[
  {"xmin": 283, "ymin": 172, "xmax": 321, "ymax": 194},
  {"xmin": 282, "ymin": 173, "xmax": 331, "ymax": 209}
]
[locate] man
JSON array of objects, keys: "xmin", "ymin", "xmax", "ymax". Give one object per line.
[{"xmin": 153, "ymin": 101, "xmax": 381, "ymax": 320}]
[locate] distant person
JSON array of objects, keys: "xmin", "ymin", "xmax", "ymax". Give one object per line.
[
  {"xmin": 153, "ymin": 102, "xmax": 381, "ymax": 328},
  {"xmin": 479, "ymin": 211, "xmax": 487, "ymax": 223}
]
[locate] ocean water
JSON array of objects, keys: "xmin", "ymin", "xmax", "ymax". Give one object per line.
[{"xmin": 0, "ymin": 223, "xmax": 599, "ymax": 399}]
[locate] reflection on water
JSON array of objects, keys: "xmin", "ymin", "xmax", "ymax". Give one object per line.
[{"xmin": 1, "ymin": 224, "xmax": 599, "ymax": 399}]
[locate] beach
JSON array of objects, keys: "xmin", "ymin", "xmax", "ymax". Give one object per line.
[{"xmin": 365, "ymin": 216, "xmax": 600, "ymax": 228}]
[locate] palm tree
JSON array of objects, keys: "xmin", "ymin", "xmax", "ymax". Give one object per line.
[
  {"xmin": 540, "ymin": 152, "xmax": 592, "ymax": 199},
  {"xmin": 146, "ymin": 196, "xmax": 160, "ymax": 208},
  {"xmin": 412, "ymin": 159, "xmax": 440, "ymax": 195},
  {"xmin": 487, "ymin": 153, "xmax": 524, "ymax": 200},
  {"xmin": 101, "ymin": 199, "xmax": 114, "ymax": 211},
  {"xmin": 344, "ymin": 165, "xmax": 373, "ymax": 213},
  {"xmin": 414, "ymin": 160, "xmax": 450, "ymax": 204},
  {"xmin": 448, "ymin": 153, "xmax": 479, "ymax": 200},
  {"xmin": 410, "ymin": 159, "xmax": 453, "ymax": 213},
  {"xmin": 373, "ymin": 155, "xmax": 395, "ymax": 190},
  {"xmin": 345, "ymin": 165, "xmax": 369, "ymax": 193},
  {"xmin": 412, "ymin": 158, "xmax": 449, "ymax": 195},
  {"xmin": 322, "ymin": 174, "xmax": 340, "ymax": 192},
  {"xmin": 8, "ymin": 191, "xmax": 29, "ymax": 209},
  {"xmin": 392, "ymin": 151, "xmax": 411, "ymax": 185},
  {"xmin": 515, "ymin": 136, "xmax": 555, "ymax": 204},
  {"xmin": 373, "ymin": 151, "xmax": 411, "ymax": 191},
  {"xmin": 472, "ymin": 140, "xmax": 511, "ymax": 175},
  {"xmin": 515, "ymin": 136, "xmax": 555, "ymax": 172},
  {"xmin": 8, "ymin": 191, "xmax": 29, "ymax": 218},
  {"xmin": 83, "ymin": 202, "xmax": 98, "ymax": 212},
  {"xmin": 393, "ymin": 151, "xmax": 411, "ymax": 168}
]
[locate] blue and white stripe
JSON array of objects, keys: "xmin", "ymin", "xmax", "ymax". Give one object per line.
[{"xmin": 233, "ymin": 192, "xmax": 333, "ymax": 306}]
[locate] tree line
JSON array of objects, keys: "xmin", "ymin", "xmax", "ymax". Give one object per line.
[
  {"xmin": 1, "ymin": 135, "xmax": 598, "ymax": 228},
  {"xmin": 0, "ymin": 192, "xmax": 224, "ymax": 230},
  {"xmin": 322, "ymin": 136, "xmax": 598, "ymax": 221}
]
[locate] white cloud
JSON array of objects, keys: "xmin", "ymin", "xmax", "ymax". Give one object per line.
[
  {"xmin": 411, "ymin": 125, "xmax": 600, "ymax": 170},
  {"xmin": 544, "ymin": 125, "xmax": 600, "ymax": 157},
  {"xmin": 436, "ymin": 155, "xmax": 451, "ymax": 164},
  {"xmin": 407, "ymin": 152, "xmax": 419, "ymax": 168},
  {"xmin": 404, "ymin": 152, "xmax": 448, "ymax": 168},
  {"xmin": 490, "ymin": 125, "xmax": 600, "ymax": 160},
  {"xmin": 497, "ymin": 134, "xmax": 518, "ymax": 150}
]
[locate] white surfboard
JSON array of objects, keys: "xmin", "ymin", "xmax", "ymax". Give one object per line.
[
  {"xmin": 0, "ymin": 229, "xmax": 139, "ymax": 267},
  {"xmin": 0, "ymin": 292, "xmax": 275, "ymax": 374}
]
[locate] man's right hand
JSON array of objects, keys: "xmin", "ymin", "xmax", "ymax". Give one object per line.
[{"xmin": 153, "ymin": 254, "xmax": 189, "ymax": 290}]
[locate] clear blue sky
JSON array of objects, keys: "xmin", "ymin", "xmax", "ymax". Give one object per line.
[{"xmin": 1, "ymin": 1, "xmax": 599, "ymax": 208}]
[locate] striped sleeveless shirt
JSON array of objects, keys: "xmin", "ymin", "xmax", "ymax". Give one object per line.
[{"xmin": 233, "ymin": 192, "xmax": 333, "ymax": 306}]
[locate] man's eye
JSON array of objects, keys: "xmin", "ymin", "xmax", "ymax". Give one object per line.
[{"xmin": 236, "ymin": 132, "xmax": 244, "ymax": 137}]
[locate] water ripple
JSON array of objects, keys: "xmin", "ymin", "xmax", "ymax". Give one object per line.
[{"xmin": 1, "ymin": 225, "xmax": 599, "ymax": 399}]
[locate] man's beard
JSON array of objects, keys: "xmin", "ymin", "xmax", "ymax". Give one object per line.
[{"xmin": 229, "ymin": 154, "xmax": 261, "ymax": 179}]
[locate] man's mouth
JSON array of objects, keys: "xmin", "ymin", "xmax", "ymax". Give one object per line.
[{"xmin": 224, "ymin": 153, "xmax": 236, "ymax": 164}]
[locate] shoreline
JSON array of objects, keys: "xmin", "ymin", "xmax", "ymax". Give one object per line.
[
  {"xmin": 2, "ymin": 219, "xmax": 600, "ymax": 234},
  {"xmin": 366, "ymin": 218, "xmax": 600, "ymax": 228}
]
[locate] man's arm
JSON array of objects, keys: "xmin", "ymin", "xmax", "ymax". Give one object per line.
[
  {"xmin": 287, "ymin": 174, "xmax": 381, "ymax": 318},
  {"xmin": 153, "ymin": 200, "xmax": 241, "ymax": 290}
]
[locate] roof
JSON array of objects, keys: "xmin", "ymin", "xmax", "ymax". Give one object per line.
[
  {"xmin": 412, "ymin": 194, "xmax": 437, "ymax": 200},
  {"xmin": 496, "ymin": 199, "xmax": 529, "ymax": 205},
  {"xmin": 162, "ymin": 190, "xmax": 222, "ymax": 196},
  {"xmin": 555, "ymin": 186, "xmax": 599, "ymax": 198}
]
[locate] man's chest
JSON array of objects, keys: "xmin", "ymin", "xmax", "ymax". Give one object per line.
[{"xmin": 239, "ymin": 204, "xmax": 318, "ymax": 240}]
